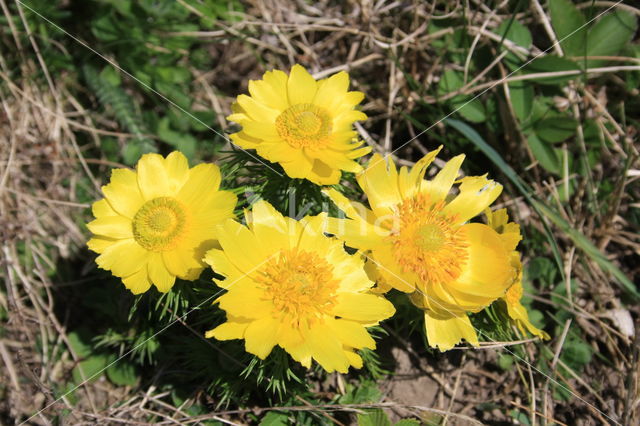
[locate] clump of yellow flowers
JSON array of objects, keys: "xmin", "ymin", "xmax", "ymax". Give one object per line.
[{"xmin": 87, "ymin": 65, "xmax": 548, "ymax": 374}]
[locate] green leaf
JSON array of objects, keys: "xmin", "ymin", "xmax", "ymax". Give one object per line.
[
  {"xmin": 67, "ymin": 330, "xmax": 93, "ymax": 358},
  {"xmin": 498, "ymin": 354, "xmax": 514, "ymax": 371},
  {"xmin": 508, "ymin": 80, "xmax": 533, "ymax": 122},
  {"xmin": 523, "ymin": 55, "xmax": 581, "ymax": 85},
  {"xmin": 157, "ymin": 117, "xmax": 197, "ymax": 160},
  {"xmin": 496, "ymin": 19, "xmax": 532, "ymax": 69},
  {"xmin": 549, "ymin": 0, "xmax": 587, "ymax": 57},
  {"xmin": 91, "ymin": 15, "xmax": 120, "ymax": 42},
  {"xmin": 99, "ymin": 66, "xmax": 121, "ymax": 86},
  {"xmin": 585, "ymin": 10, "xmax": 637, "ymax": 67},
  {"xmin": 534, "ymin": 117, "xmax": 577, "ymax": 143},
  {"xmin": 106, "ymin": 361, "xmax": 139, "ymax": 386},
  {"xmin": 357, "ymin": 409, "xmax": 392, "ymax": 426},
  {"xmin": 527, "ymin": 133, "xmax": 561, "ymax": 174},
  {"xmin": 438, "ymin": 70, "xmax": 485, "ymax": 122},
  {"xmin": 259, "ymin": 412, "xmax": 289, "ymax": 426},
  {"xmin": 438, "ymin": 69, "xmax": 463, "ymax": 94},
  {"xmin": 453, "ymin": 99, "xmax": 486, "ymax": 123},
  {"xmin": 394, "ymin": 420, "xmax": 421, "ymax": 426},
  {"xmin": 191, "ymin": 110, "xmax": 217, "ymax": 132},
  {"xmin": 72, "ymin": 354, "xmax": 111, "ymax": 384}
]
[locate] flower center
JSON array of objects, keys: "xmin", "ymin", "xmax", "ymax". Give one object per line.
[
  {"xmin": 257, "ymin": 249, "xmax": 338, "ymax": 328},
  {"xmin": 275, "ymin": 103, "xmax": 333, "ymax": 148},
  {"xmin": 389, "ymin": 193, "xmax": 468, "ymax": 284},
  {"xmin": 132, "ymin": 197, "xmax": 187, "ymax": 252}
]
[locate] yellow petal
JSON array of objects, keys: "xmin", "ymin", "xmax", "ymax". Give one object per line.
[
  {"xmin": 421, "ymin": 154, "xmax": 464, "ymax": 202},
  {"xmin": 102, "ymin": 168, "xmax": 144, "ymax": 218},
  {"xmin": 424, "ymin": 311, "xmax": 478, "ymax": 351},
  {"xmin": 148, "ymin": 253, "xmax": 176, "ymax": 293},
  {"xmin": 162, "ymin": 250, "xmax": 202, "ymax": 281},
  {"xmin": 137, "ymin": 153, "xmax": 171, "ymax": 200},
  {"xmin": 333, "ymin": 293, "xmax": 395, "ymax": 322},
  {"xmin": 248, "ymin": 77, "xmax": 288, "ymax": 112},
  {"xmin": 164, "ymin": 151, "xmax": 190, "ymax": 193},
  {"xmin": 87, "ymin": 215, "xmax": 133, "ymax": 239},
  {"xmin": 369, "ymin": 247, "xmax": 417, "ymax": 293},
  {"xmin": 313, "ymin": 71, "xmax": 349, "ymax": 109},
  {"xmin": 122, "ymin": 267, "xmax": 152, "ymax": 294},
  {"xmin": 236, "ymin": 94, "xmax": 280, "ymax": 122},
  {"xmin": 306, "ymin": 324, "xmax": 350, "ymax": 373},
  {"xmin": 95, "ymin": 239, "xmax": 148, "ymax": 278},
  {"xmin": 443, "ymin": 176, "xmax": 502, "ymax": 224},
  {"xmin": 215, "ymin": 219, "xmax": 271, "ymax": 273},
  {"xmin": 217, "ymin": 283, "xmax": 272, "ymax": 319},
  {"xmin": 326, "ymin": 318, "xmax": 375, "ymax": 350},
  {"xmin": 449, "ymin": 223, "xmax": 513, "ymax": 300},
  {"xmin": 279, "ymin": 328, "xmax": 312, "ymax": 368},
  {"xmin": 262, "ymin": 69, "xmax": 290, "ymax": 108},
  {"xmin": 344, "ymin": 350, "xmax": 363, "ymax": 369},
  {"xmin": 176, "ymin": 163, "xmax": 222, "ymax": 206},
  {"xmin": 358, "ymin": 154, "xmax": 401, "ymax": 217},
  {"xmin": 247, "ymin": 200, "xmax": 292, "ymax": 251},
  {"xmin": 206, "ymin": 321, "xmax": 250, "ymax": 340},
  {"xmin": 287, "ymin": 64, "xmax": 317, "ymax": 105},
  {"xmin": 92, "ymin": 198, "xmax": 118, "ymax": 218},
  {"xmin": 398, "ymin": 146, "xmax": 443, "ymax": 199},
  {"xmin": 244, "ymin": 317, "xmax": 280, "ymax": 359},
  {"xmin": 87, "ymin": 236, "xmax": 117, "ymax": 254}
]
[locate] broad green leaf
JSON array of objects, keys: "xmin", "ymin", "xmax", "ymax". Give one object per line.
[
  {"xmin": 496, "ymin": 19, "xmax": 532, "ymax": 70},
  {"xmin": 157, "ymin": 117, "xmax": 197, "ymax": 160},
  {"xmin": 508, "ymin": 80, "xmax": 533, "ymax": 122},
  {"xmin": 585, "ymin": 10, "xmax": 637, "ymax": 67},
  {"xmin": 191, "ymin": 110, "xmax": 217, "ymax": 132},
  {"xmin": 91, "ymin": 15, "xmax": 120, "ymax": 42},
  {"xmin": 357, "ymin": 409, "xmax": 392, "ymax": 426},
  {"xmin": 523, "ymin": 55, "xmax": 581, "ymax": 85},
  {"xmin": 72, "ymin": 354, "xmax": 112, "ymax": 384},
  {"xmin": 549, "ymin": 0, "xmax": 587, "ymax": 57},
  {"xmin": 67, "ymin": 330, "xmax": 93, "ymax": 358},
  {"xmin": 154, "ymin": 81, "xmax": 192, "ymax": 110},
  {"xmin": 259, "ymin": 412, "xmax": 289, "ymax": 426},
  {"xmin": 535, "ymin": 117, "xmax": 577, "ymax": 143},
  {"xmin": 438, "ymin": 69, "xmax": 463, "ymax": 94},
  {"xmin": 527, "ymin": 133, "xmax": 562, "ymax": 174},
  {"xmin": 394, "ymin": 420, "xmax": 421, "ymax": 426},
  {"xmin": 99, "ymin": 66, "xmax": 121, "ymax": 86},
  {"xmin": 438, "ymin": 70, "xmax": 485, "ymax": 122},
  {"xmin": 498, "ymin": 354, "xmax": 514, "ymax": 371},
  {"xmin": 454, "ymin": 98, "xmax": 486, "ymax": 123},
  {"xmin": 106, "ymin": 361, "xmax": 139, "ymax": 386}
]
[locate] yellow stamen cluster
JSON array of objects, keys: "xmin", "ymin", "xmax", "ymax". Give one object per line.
[
  {"xmin": 256, "ymin": 249, "xmax": 339, "ymax": 328},
  {"xmin": 390, "ymin": 193, "xmax": 468, "ymax": 284},
  {"xmin": 275, "ymin": 103, "xmax": 333, "ymax": 148},
  {"xmin": 132, "ymin": 197, "xmax": 187, "ymax": 252}
]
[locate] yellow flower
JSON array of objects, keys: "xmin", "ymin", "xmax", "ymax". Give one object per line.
[
  {"xmin": 87, "ymin": 152, "xmax": 237, "ymax": 294},
  {"xmin": 203, "ymin": 200, "xmax": 395, "ymax": 373},
  {"xmin": 325, "ymin": 148, "xmax": 516, "ymax": 350},
  {"xmin": 226, "ymin": 64, "xmax": 370, "ymax": 185},
  {"xmin": 486, "ymin": 208, "xmax": 550, "ymax": 340}
]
